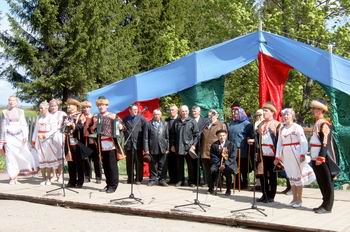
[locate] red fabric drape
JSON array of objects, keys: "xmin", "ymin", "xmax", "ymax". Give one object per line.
[
  {"xmin": 117, "ymin": 98, "xmax": 160, "ymax": 178},
  {"xmin": 117, "ymin": 98, "xmax": 160, "ymax": 121},
  {"xmin": 258, "ymin": 52, "xmax": 293, "ymax": 121}
]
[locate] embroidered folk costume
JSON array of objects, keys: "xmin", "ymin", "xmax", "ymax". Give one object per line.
[
  {"xmin": 32, "ymin": 101, "xmax": 61, "ymax": 185},
  {"xmin": 92, "ymin": 97, "xmax": 120, "ymax": 193},
  {"xmin": 310, "ymin": 100, "xmax": 336, "ymax": 214},
  {"xmin": 256, "ymin": 102, "xmax": 280, "ymax": 203},
  {"xmin": 0, "ymin": 97, "xmax": 38, "ymax": 184}
]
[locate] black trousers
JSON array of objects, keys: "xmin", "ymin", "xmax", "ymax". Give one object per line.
[
  {"xmin": 67, "ymin": 145, "xmax": 84, "ymax": 186},
  {"xmin": 101, "ymin": 149, "xmax": 119, "ymax": 189},
  {"xmin": 176, "ymin": 154, "xmax": 194, "ymax": 185},
  {"xmin": 311, "ymin": 161, "xmax": 334, "ymax": 211},
  {"xmin": 149, "ymin": 153, "xmax": 167, "ymax": 182},
  {"xmin": 84, "ymin": 143, "xmax": 102, "ymax": 180},
  {"xmin": 259, "ymin": 156, "xmax": 277, "ymax": 200},
  {"xmin": 166, "ymin": 152, "xmax": 178, "ymax": 183},
  {"xmin": 209, "ymin": 165, "xmax": 233, "ymax": 191},
  {"xmin": 126, "ymin": 147, "xmax": 144, "ymax": 183},
  {"xmin": 202, "ymin": 158, "xmax": 212, "ymax": 186},
  {"xmin": 236, "ymin": 158, "xmax": 249, "ymax": 188}
]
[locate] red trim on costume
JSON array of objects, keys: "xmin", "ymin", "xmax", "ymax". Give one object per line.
[
  {"xmin": 261, "ymin": 143, "xmax": 276, "ymax": 153},
  {"xmin": 316, "ymin": 157, "xmax": 326, "ymax": 163},
  {"xmin": 310, "ymin": 144, "xmax": 322, "ymax": 147},
  {"xmin": 282, "ymin": 142, "xmax": 300, "ymax": 147}
]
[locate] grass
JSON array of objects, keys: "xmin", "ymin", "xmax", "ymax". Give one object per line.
[{"xmin": 0, "ymin": 156, "xmax": 5, "ymax": 171}]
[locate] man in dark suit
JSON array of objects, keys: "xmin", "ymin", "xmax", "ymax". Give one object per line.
[
  {"xmin": 165, "ymin": 104, "xmax": 179, "ymax": 184},
  {"xmin": 209, "ymin": 129, "xmax": 237, "ymax": 196},
  {"xmin": 123, "ymin": 105, "xmax": 147, "ymax": 184},
  {"xmin": 144, "ymin": 109, "xmax": 169, "ymax": 186},
  {"xmin": 171, "ymin": 105, "xmax": 200, "ymax": 187},
  {"xmin": 191, "ymin": 106, "xmax": 209, "ymax": 186}
]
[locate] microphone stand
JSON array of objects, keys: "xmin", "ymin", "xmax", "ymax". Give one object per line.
[
  {"xmin": 47, "ymin": 126, "xmax": 78, "ymax": 196},
  {"xmin": 110, "ymin": 110, "xmax": 146, "ymax": 205},
  {"xmin": 174, "ymin": 137, "xmax": 210, "ymax": 212},
  {"xmin": 230, "ymin": 133, "xmax": 267, "ymax": 216}
]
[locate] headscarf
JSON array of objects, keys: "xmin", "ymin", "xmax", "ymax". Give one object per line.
[{"xmin": 233, "ymin": 107, "xmax": 248, "ymax": 122}]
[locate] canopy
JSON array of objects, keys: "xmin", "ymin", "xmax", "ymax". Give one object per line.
[{"xmin": 87, "ymin": 30, "xmax": 350, "ymax": 113}]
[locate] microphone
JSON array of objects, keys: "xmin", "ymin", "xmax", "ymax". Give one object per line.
[{"xmin": 141, "ymin": 106, "xmax": 148, "ymax": 113}]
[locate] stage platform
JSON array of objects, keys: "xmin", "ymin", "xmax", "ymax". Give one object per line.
[{"xmin": 0, "ymin": 174, "xmax": 349, "ymax": 232}]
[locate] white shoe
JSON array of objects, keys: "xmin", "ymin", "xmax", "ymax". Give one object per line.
[
  {"xmin": 46, "ymin": 180, "xmax": 52, "ymax": 186},
  {"xmin": 15, "ymin": 180, "xmax": 21, "ymax": 184},
  {"xmin": 292, "ymin": 203, "xmax": 302, "ymax": 208},
  {"xmin": 289, "ymin": 201, "xmax": 296, "ymax": 206},
  {"xmin": 40, "ymin": 181, "xmax": 47, "ymax": 186},
  {"xmin": 9, "ymin": 180, "xmax": 16, "ymax": 185}
]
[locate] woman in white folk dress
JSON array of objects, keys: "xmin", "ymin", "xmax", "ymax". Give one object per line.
[
  {"xmin": 275, "ymin": 108, "xmax": 316, "ymax": 208},
  {"xmin": 49, "ymin": 99, "xmax": 67, "ymax": 182},
  {"xmin": 0, "ymin": 96, "xmax": 38, "ymax": 184},
  {"xmin": 32, "ymin": 101, "xmax": 61, "ymax": 185}
]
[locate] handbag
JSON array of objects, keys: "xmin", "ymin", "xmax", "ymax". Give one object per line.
[{"xmin": 326, "ymin": 153, "xmax": 340, "ymax": 179}]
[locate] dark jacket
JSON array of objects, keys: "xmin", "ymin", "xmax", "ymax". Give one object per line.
[
  {"xmin": 165, "ymin": 116, "xmax": 178, "ymax": 148},
  {"xmin": 123, "ymin": 115, "xmax": 147, "ymax": 151},
  {"xmin": 228, "ymin": 119, "xmax": 254, "ymax": 159},
  {"xmin": 143, "ymin": 119, "xmax": 169, "ymax": 155},
  {"xmin": 171, "ymin": 117, "xmax": 199, "ymax": 155},
  {"xmin": 210, "ymin": 140, "xmax": 237, "ymax": 173},
  {"xmin": 193, "ymin": 116, "xmax": 209, "ymax": 147}
]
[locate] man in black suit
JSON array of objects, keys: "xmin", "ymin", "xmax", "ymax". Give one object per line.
[
  {"xmin": 191, "ymin": 106, "xmax": 209, "ymax": 186},
  {"xmin": 209, "ymin": 129, "xmax": 237, "ymax": 196},
  {"xmin": 171, "ymin": 105, "xmax": 199, "ymax": 187},
  {"xmin": 144, "ymin": 109, "xmax": 169, "ymax": 186},
  {"xmin": 165, "ymin": 104, "xmax": 179, "ymax": 184},
  {"xmin": 123, "ymin": 105, "xmax": 147, "ymax": 184}
]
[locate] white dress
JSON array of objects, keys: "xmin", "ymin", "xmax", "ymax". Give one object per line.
[
  {"xmin": 0, "ymin": 108, "xmax": 38, "ymax": 179},
  {"xmin": 276, "ymin": 123, "xmax": 316, "ymax": 186},
  {"xmin": 51, "ymin": 111, "xmax": 67, "ymax": 161},
  {"xmin": 32, "ymin": 114, "xmax": 61, "ymax": 169}
]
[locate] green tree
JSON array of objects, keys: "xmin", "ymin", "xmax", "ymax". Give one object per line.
[{"xmin": 0, "ymin": 0, "xmax": 139, "ymax": 105}]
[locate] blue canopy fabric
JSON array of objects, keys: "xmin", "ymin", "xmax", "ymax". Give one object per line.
[{"xmin": 87, "ymin": 30, "xmax": 350, "ymax": 113}]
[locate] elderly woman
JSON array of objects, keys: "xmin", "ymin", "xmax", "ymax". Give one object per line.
[
  {"xmin": 275, "ymin": 108, "xmax": 315, "ymax": 208},
  {"xmin": 0, "ymin": 96, "xmax": 38, "ymax": 184},
  {"xmin": 32, "ymin": 101, "xmax": 61, "ymax": 185},
  {"xmin": 49, "ymin": 99, "xmax": 67, "ymax": 182},
  {"xmin": 228, "ymin": 107, "xmax": 254, "ymax": 189}
]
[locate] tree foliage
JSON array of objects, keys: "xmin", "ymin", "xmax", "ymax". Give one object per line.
[{"xmin": 0, "ymin": 0, "xmax": 349, "ymax": 123}]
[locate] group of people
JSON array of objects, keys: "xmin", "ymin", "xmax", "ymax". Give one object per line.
[{"xmin": 0, "ymin": 95, "xmax": 336, "ymax": 214}]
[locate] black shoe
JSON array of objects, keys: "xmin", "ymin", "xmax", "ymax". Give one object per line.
[
  {"xmin": 159, "ymin": 180, "xmax": 168, "ymax": 187},
  {"xmin": 66, "ymin": 183, "xmax": 76, "ymax": 188},
  {"xmin": 84, "ymin": 177, "xmax": 91, "ymax": 183},
  {"xmin": 315, "ymin": 207, "xmax": 331, "ymax": 214},
  {"xmin": 208, "ymin": 188, "xmax": 214, "ymax": 195},
  {"xmin": 189, "ymin": 184, "xmax": 196, "ymax": 187},
  {"xmin": 75, "ymin": 184, "xmax": 83, "ymax": 188},
  {"xmin": 148, "ymin": 181, "xmax": 156, "ymax": 186},
  {"xmin": 313, "ymin": 205, "xmax": 323, "ymax": 211},
  {"xmin": 257, "ymin": 196, "xmax": 267, "ymax": 202},
  {"xmin": 225, "ymin": 190, "xmax": 231, "ymax": 196},
  {"xmin": 96, "ymin": 178, "xmax": 102, "ymax": 184},
  {"xmin": 268, "ymin": 198, "xmax": 274, "ymax": 203},
  {"xmin": 175, "ymin": 181, "xmax": 183, "ymax": 187},
  {"xmin": 100, "ymin": 186, "xmax": 108, "ymax": 192},
  {"xmin": 106, "ymin": 187, "xmax": 116, "ymax": 193}
]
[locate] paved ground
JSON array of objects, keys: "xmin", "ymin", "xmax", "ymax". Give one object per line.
[
  {"xmin": 0, "ymin": 200, "xmax": 264, "ymax": 232},
  {"xmin": 0, "ymin": 174, "xmax": 349, "ymax": 232}
]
